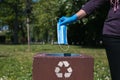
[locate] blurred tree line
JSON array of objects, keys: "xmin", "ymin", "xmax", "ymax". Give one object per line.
[{"xmin": 0, "ymin": 0, "xmax": 110, "ymax": 46}]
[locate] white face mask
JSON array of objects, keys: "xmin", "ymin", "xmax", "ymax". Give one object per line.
[{"xmin": 57, "ymin": 22, "xmax": 68, "ymax": 45}]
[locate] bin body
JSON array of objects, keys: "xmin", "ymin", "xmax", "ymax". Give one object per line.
[{"xmin": 32, "ymin": 53, "xmax": 94, "ymax": 80}]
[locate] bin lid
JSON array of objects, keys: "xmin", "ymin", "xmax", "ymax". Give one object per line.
[
  {"xmin": 34, "ymin": 53, "xmax": 94, "ymax": 59},
  {"xmin": 46, "ymin": 53, "xmax": 80, "ymax": 57}
]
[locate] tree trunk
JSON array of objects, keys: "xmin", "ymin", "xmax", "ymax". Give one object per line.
[{"xmin": 13, "ymin": 6, "xmax": 18, "ymax": 44}]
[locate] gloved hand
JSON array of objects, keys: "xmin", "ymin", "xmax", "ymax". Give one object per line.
[{"xmin": 59, "ymin": 14, "xmax": 78, "ymax": 26}]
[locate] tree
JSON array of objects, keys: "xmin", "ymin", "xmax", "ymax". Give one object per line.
[
  {"xmin": 0, "ymin": 0, "xmax": 27, "ymax": 44},
  {"xmin": 0, "ymin": 0, "xmax": 109, "ymax": 46},
  {"xmin": 32, "ymin": 0, "xmax": 60, "ymax": 43}
]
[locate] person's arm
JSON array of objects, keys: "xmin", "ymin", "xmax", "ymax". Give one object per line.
[
  {"xmin": 59, "ymin": 0, "xmax": 109, "ymax": 25},
  {"xmin": 81, "ymin": 0, "xmax": 108, "ymax": 15},
  {"xmin": 76, "ymin": 0, "xmax": 109, "ymax": 19},
  {"xmin": 59, "ymin": 10, "xmax": 87, "ymax": 25},
  {"xmin": 75, "ymin": 9, "xmax": 87, "ymax": 19}
]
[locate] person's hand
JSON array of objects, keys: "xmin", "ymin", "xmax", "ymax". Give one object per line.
[{"xmin": 59, "ymin": 14, "xmax": 78, "ymax": 26}]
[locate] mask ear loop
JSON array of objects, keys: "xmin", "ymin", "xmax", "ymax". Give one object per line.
[{"xmin": 59, "ymin": 44, "xmax": 70, "ymax": 52}]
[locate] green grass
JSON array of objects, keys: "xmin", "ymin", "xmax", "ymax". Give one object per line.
[{"xmin": 0, "ymin": 44, "xmax": 111, "ymax": 80}]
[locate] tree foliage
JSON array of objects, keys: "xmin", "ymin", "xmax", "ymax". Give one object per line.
[
  {"xmin": 0, "ymin": 0, "xmax": 109, "ymax": 46},
  {"xmin": 32, "ymin": 0, "xmax": 60, "ymax": 42},
  {"xmin": 0, "ymin": 0, "xmax": 27, "ymax": 44}
]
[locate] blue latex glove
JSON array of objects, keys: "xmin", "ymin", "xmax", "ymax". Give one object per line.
[{"xmin": 59, "ymin": 14, "xmax": 78, "ymax": 26}]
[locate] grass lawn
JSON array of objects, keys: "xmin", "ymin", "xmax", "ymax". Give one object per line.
[{"xmin": 0, "ymin": 44, "xmax": 111, "ymax": 80}]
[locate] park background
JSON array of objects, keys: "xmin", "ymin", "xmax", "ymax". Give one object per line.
[{"xmin": 0, "ymin": 0, "xmax": 111, "ymax": 80}]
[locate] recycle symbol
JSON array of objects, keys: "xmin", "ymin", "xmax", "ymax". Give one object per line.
[{"xmin": 55, "ymin": 61, "xmax": 73, "ymax": 78}]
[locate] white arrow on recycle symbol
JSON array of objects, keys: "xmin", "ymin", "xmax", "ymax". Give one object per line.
[{"xmin": 55, "ymin": 61, "xmax": 73, "ymax": 78}]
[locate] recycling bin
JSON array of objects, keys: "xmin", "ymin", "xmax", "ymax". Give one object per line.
[{"xmin": 32, "ymin": 53, "xmax": 94, "ymax": 80}]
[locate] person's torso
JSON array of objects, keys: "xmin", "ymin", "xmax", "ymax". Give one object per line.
[{"xmin": 103, "ymin": 4, "xmax": 120, "ymax": 36}]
